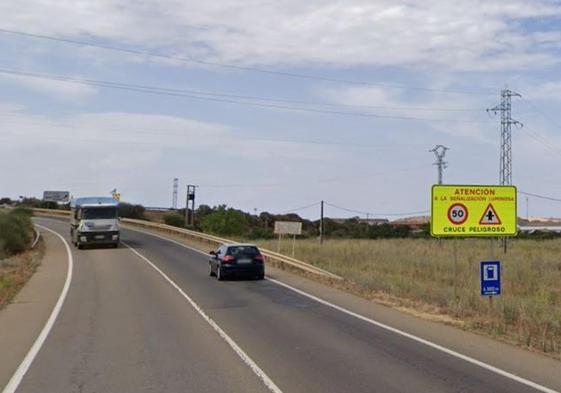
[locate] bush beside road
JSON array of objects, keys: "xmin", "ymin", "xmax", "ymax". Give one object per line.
[
  {"xmin": 0, "ymin": 207, "xmax": 42, "ymax": 309},
  {"xmin": 0, "ymin": 207, "xmax": 34, "ymax": 258}
]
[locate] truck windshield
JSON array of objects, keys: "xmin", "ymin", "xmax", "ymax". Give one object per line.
[{"xmin": 82, "ymin": 207, "xmax": 117, "ymax": 219}]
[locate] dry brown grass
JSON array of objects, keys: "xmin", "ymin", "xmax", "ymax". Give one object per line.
[
  {"xmin": 255, "ymin": 237, "xmax": 561, "ymax": 358},
  {"xmin": 0, "ymin": 239, "xmax": 43, "ymax": 309}
]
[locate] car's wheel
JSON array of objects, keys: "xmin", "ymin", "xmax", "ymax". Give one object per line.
[
  {"xmin": 209, "ymin": 263, "xmax": 215, "ymax": 277},
  {"xmin": 77, "ymin": 243, "xmax": 84, "ymax": 250},
  {"xmin": 257, "ymin": 272, "xmax": 265, "ymax": 280},
  {"xmin": 217, "ymin": 265, "xmax": 224, "ymax": 281}
]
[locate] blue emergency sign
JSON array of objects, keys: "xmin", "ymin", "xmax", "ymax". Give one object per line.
[{"xmin": 480, "ymin": 261, "xmax": 501, "ymax": 296}]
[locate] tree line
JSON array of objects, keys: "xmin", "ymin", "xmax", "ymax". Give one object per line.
[{"xmin": 5, "ymin": 197, "xmax": 557, "ymax": 240}]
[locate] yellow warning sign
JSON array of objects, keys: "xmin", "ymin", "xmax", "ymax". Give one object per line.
[{"xmin": 431, "ymin": 185, "xmax": 517, "ymax": 237}]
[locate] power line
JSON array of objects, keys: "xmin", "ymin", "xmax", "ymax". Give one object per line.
[
  {"xmin": 0, "ymin": 69, "xmax": 494, "ymax": 123},
  {"xmin": 518, "ymin": 97, "xmax": 561, "ymax": 155},
  {"xmin": 0, "ymin": 68, "xmax": 482, "ymax": 113},
  {"xmin": 0, "ymin": 123, "xmax": 431, "ymax": 151},
  {"xmin": 0, "ymin": 28, "xmax": 495, "ymax": 96},
  {"xmin": 518, "ymin": 190, "xmax": 561, "ymax": 203},
  {"xmin": 323, "ymin": 201, "xmax": 429, "ymax": 217},
  {"xmin": 521, "ymin": 128, "xmax": 561, "ymax": 156},
  {"xmin": 276, "ymin": 202, "xmax": 322, "ymax": 215},
  {"xmin": 522, "ymin": 97, "xmax": 561, "ymax": 131},
  {"xmin": 194, "ymin": 165, "xmax": 432, "ymax": 189}
]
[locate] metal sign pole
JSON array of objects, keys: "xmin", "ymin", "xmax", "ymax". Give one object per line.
[
  {"xmin": 489, "ymin": 239, "xmax": 495, "ymax": 308},
  {"xmin": 453, "ymin": 238, "xmax": 458, "ymax": 301}
]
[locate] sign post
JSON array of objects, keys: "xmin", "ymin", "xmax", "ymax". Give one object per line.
[
  {"xmin": 480, "ymin": 261, "xmax": 501, "ymax": 307},
  {"xmin": 431, "ymin": 185, "xmax": 516, "ymax": 305},
  {"xmin": 274, "ymin": 221, "xmax": 302, "ymax": 257}
]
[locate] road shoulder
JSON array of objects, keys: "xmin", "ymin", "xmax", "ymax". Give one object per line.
[{"xmin": 0, "ymin": 228, "xmax": 68, "ymax": 388}]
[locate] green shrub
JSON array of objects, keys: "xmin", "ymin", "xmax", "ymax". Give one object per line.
[
  {"xmin": 0, "ymin": 209, "xmax": 33, "ymax": 258},
  {"xmin": 201, "ymin": 205, "xmax": 250, "ymax": 237},
  {"xmin": 119, "ymin": 202, "xmax": 146, "ymax": 219},
  {"xmin": 163, "ymin": 213, "xmax": 185, "ymax": 228},
  {"xmin": 11, "ymin": 207, "xmax": 33, "ymax": 217}
]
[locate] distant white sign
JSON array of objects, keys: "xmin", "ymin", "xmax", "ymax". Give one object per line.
[
  {"xmin": 274, "ymin": 221, "xmax": 302, "ymax": 235},
  {"xmin": 43, "ymin": 191, "xmax": 70, "ymax": 202}
]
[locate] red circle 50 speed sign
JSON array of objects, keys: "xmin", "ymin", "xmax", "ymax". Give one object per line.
[{"xmin": 447, "ymin": 203, "xmax": 468, "ymax": 225}]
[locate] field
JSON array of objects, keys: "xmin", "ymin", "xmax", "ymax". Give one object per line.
[{"xmin": 255, "ymin": 237, "xmax": 561, "ymax": 358}]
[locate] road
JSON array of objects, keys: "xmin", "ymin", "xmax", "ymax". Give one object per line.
[{"xmin": 7, "ymin": 217, "xmax": 559, "ymax": 393}]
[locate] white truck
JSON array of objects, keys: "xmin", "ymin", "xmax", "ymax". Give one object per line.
[{"xmin": 70, "ymin": 197, "xmax": 120, "ymax": 249}]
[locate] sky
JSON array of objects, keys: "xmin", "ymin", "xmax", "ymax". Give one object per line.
[{"xmin": 1, "ymin": 0, "xmax": 561, "ymax": 220}]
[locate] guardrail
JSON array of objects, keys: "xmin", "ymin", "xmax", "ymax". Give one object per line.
[{"xmin": 32, "ymin": 209, "xmax": 342, "ymax": 280}]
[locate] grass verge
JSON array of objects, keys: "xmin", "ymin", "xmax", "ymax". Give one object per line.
[{"xmin": 255, "ymin": 237, "xmax": 561, "ymax": 359}]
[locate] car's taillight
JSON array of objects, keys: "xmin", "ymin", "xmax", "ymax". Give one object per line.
[
  {"xmin": 223, "ymin": 255, "xmax": 235, "ymax": 263},
  {"xmin": 254, "ymin": 254, "xmax": 265, "ymax": 262}
]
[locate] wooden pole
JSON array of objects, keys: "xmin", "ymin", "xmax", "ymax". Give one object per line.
[{"xmin": 277, "ymin": 233, "xmax": 282, "ymax": 253}]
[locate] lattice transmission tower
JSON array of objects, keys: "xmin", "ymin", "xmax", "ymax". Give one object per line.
[
  {"xmin": 487, "ymin": 89, "xmax": 523, "ymax": 185},
  {"xmin": 429, "ymin": 145, "xmax": 449, "ymax": 185}
]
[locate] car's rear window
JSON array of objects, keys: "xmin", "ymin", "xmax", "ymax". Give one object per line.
[{"xmin": 227, "ymin": 246, "xmax": 260, "ymax": 257}]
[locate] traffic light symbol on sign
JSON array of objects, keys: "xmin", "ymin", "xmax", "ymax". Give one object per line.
[{"xmin": 479, "ymin": 204, "xmax": 501, "ymax": 225}]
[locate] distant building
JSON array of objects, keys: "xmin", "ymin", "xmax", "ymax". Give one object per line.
[
  {"xmin": 390, "ymin": 216, "xmax": 430, "ymax": 228},
  {"xmin": 330, "ymin": 217, "xmax": 389, "ymax": 226}
]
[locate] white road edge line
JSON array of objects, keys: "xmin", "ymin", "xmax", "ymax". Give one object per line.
[
  {"xmin": 266, "ymin": 278, "xmax": 558, "ymax": 393},
  {"xmin": 31, "ymin": 226, "xmax": 40, "ymax": 249},
  {"xmin": 122, "ymin": 241, "xmax": 284, "ymax": 393},
  {"xmin": 2, "ymin": 224, "xmax": 74, "ymax": 393},
  {"xmin": 123, "ymin": 225, "xmax": 559, "ymax": 393}
]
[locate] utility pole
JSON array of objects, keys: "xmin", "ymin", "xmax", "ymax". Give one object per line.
[
  {"xmin": 487, "ymin": 88, "xmax": 523, "ymax": 185},
  {"xmin": 487, "ymin": 88, "xmax": 522, "ymax": 254},
  {"xmin": 429, "ymin": 145, "xmax": 449, "ymax": 184},
  {"xmin": 526, "ymin": 196, "xmax": 529, "ymax": 221},
  {"xmin": 172, "ymin": 178, "xmax": 178, "ymax": 210},
  {"xmin": 185, "ymin": 185, "xmax": 197, "ymax": 226},
  {"xmin": 319, "ymin": 200, "xmax": 324, "ymax": 245}
]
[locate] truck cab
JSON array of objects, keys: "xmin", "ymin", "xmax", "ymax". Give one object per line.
[{"xmin": 70, "ymin": 197, "xmax": 120, "ymax": 249}]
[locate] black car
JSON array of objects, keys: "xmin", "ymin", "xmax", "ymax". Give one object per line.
[{"xmin": 209, "ymin": 244, "xmax": 265, "ymax": 281}]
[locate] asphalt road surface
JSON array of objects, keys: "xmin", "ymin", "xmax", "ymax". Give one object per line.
[{"xmin": 10, "ymin": 218, "xmax": 558, "ymax": 393}]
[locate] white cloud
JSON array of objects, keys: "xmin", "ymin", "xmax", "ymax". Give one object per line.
[
  {"xmin": 523, "ymin": 81, "xmax": 561, "ymax": 101},
  {"xmin": 319, "ymin": 85, "xmax": 496, "ymax": 141},
  {"xmin": 0, "ymin": 0, "xmax": 560, "ymax": 71}
]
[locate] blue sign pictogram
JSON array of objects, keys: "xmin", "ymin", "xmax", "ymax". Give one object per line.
[{"xmin": 480, "ymin": 261, "xmax": 501, "ymax": 296}]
